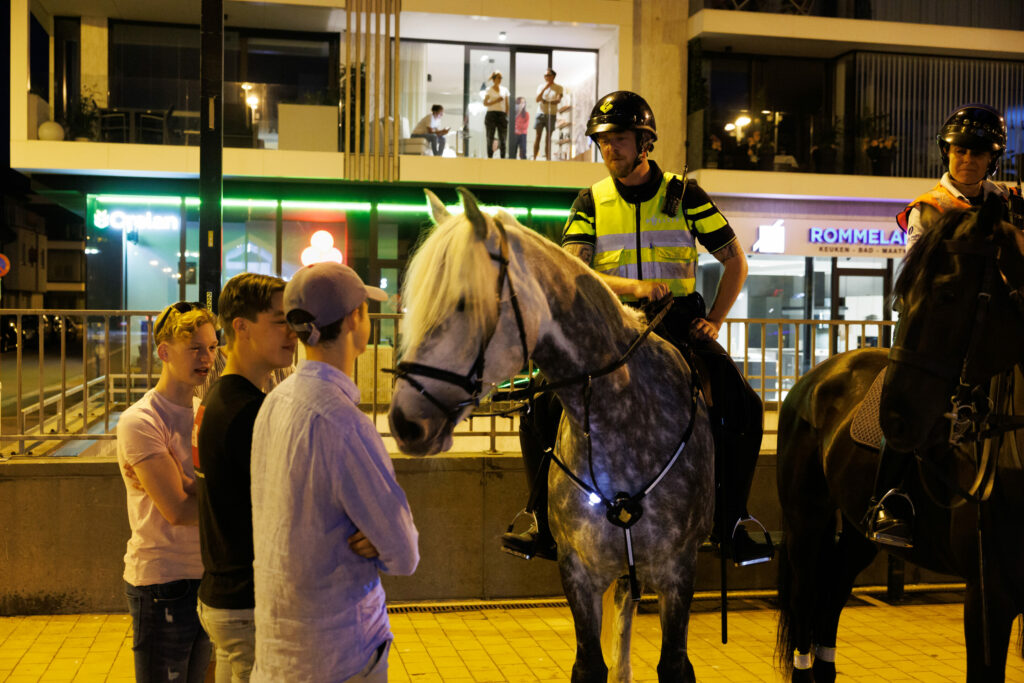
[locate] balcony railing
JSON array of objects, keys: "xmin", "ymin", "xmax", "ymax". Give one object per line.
[
  {"xmin": 689, "ymin": 0, "xmax": 1024, "ymax": 30},
  {"xmin": 0, "ymin": 309, "xmax": 894, "ymax": 458}
]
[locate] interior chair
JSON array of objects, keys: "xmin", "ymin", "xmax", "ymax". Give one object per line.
[
  {"xmin": 138, "ymin": 106, "xmax": 174, "ymax": 145},
  {"xmin": 99, "ymin": 112, "xmax": 129, "ymax": 143}
]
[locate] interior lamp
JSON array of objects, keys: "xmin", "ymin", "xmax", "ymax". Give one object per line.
[{"xmin": 301, "ymin": 230, "xmax": 344, "ymax": 266}]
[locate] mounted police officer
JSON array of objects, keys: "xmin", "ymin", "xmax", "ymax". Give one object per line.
[
  {"xmin": 502, "ymin": 90, "xmax": 774, "ymax": 567},
  {"xmin": 867, "ymin": 103, "xmax": 1021, "ymax": 547}
]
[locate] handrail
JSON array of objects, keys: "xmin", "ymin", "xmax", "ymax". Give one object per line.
[{"xmin": 0, "ymin": 309, "xmax": 895, "ymax": 458}]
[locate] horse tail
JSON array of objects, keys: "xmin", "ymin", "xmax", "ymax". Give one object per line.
[
  {"xmin": 1018, "ymin": 615, "xmax": 1024, "ymax": 660},
  {"xmin": 775, "ymin": 538, "xmax": 796, "ymax": 677}
]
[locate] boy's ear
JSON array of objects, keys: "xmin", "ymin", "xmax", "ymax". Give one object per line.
[
  {"xmin": 231, "ymin": 316, "xmax": 247, "ymax": 339},
  {"xmin": 156, "ymin": 341, "xmax": 171, "ymax": 362}
]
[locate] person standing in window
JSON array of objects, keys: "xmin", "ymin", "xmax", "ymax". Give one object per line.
[
  {"xmin": 533, "ymin": 69, "xmax": 564, "ymax": 160},
  {"xmin": 482, "ymin": 71, "xmax": 509, "ymax": 158},
  {"xmin": 118, "ymin": 302, "xmax": 218, "ymax": 682},
  {"xmin": 410, "ymin": 104, "xmax": 450, "ymax": 157},
  {"xmin": 511, "ymin": 97, "xmax": 530, "ymax": 159}
]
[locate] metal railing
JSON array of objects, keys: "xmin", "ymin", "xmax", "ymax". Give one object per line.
[{"xmin": 0, "ymin": 309, "xmax": 895, "ymax": 458}]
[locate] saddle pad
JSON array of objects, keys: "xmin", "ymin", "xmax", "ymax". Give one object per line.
[{"xmin": 850, "ymin": 367, "xmax": 887, "ymax": 451}]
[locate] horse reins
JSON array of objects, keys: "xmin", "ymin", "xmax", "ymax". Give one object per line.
[{"xmin": 388, "ymin": 218, "xmax": 702, "ymax": 600}]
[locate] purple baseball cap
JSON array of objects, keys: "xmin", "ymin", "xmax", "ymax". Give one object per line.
[{"xmin": 284, "ymin": 262, "xmax": 387, "ymax": 345}]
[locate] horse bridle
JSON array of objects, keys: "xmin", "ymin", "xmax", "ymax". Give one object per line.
[
  {"xmin": 384, "ymin": 218, "xmax": 530, "ymax": 428},
  {"xmin": 888, "ymin": 238, "xmax": 1024, "ymax": 508},
  {"xmin": 388, "ymin": 216, "xmax": 698, "ymax": 600}
]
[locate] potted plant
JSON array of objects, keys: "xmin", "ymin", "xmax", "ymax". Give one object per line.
[{"xmin": 65, "ymin": 92, "xmax": 100, "ymax": 141}]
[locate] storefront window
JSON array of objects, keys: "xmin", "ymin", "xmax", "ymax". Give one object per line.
[{"xmin": 223, "ymin": 201, "xmax": 278, "ymax": 281}]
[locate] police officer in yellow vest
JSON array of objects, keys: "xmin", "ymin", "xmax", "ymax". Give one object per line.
[
  {"xmin": 502, "ymin": 91, "xmax": 773, "ymax": 566},
  {"xmin": 867, "ymin": 103, "xmax": 1019, "ymax": 548}
]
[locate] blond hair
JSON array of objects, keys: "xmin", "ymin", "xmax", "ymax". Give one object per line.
[{"xmin": 154, "ymin": 304, "xmax": 217, "ymax": 345}]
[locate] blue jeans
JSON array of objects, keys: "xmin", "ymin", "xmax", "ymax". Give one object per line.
[{"xmin": 126, "ymin": 579, "xmax": 212, "ymax": 683}]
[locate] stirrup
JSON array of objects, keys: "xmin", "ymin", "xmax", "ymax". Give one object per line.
[
  {"xmin": 868, "ymin": 489, "xmax": 915, "ymax": 549},
  {"xmin": 501, "ymin": 509, "xmax": 556, "ymax": 561},
  {"xmin": 730, "ymin": 516, "xmax": 775, "ymax": 567}
]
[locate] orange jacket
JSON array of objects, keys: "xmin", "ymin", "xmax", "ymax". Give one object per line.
[{"xmin": 896, "ymin": 182, "xmax": 972, "ymax": 232}]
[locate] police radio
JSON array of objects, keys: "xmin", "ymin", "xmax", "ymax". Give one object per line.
[{"xmin": 662, "ymin": 165, "xmax": 688, "ymax": 218}]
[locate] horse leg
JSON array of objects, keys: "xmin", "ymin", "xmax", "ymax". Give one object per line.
[
  {"xmin": 810, "ymin": 518, "xmax": 878, "ymax": 683},
  {"xmin": 964, "ymin": 581, "xmax": 1014, "ymax": 683},
  {"xmin": 601, "ymin": 576, "xmax": 637, "ymax": 683},
  {"xmin": 654, "ymin": 554, "xmax": 699, "ymax": 683},
  {"xmin": 558, "ymin": 554, "xmax": 609, "ymax": 683}
]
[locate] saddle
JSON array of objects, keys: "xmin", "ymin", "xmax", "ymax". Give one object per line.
[{"xmin": 850, "ymin": 368, "xmax": 887, "ymax": 451}]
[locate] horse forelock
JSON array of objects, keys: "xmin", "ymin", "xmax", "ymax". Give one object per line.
[
  {"xmin": 400, "ymin": 213, "xmax": 497, "ymax": 356},
  {"xmin": 399, "ymin": 210, "xmax": 558, "ymax": 356}
]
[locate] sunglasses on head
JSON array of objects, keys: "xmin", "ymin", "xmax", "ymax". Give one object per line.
[{"xmin": 153, "ymin": 301, "xmax": 203, "ymax": 339}]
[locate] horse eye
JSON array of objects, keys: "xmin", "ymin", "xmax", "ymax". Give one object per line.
[{"xmin": 456, "ymin": 297, "xmax": 465, "ymax": 312}]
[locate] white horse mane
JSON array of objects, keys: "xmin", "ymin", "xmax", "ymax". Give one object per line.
[{"xmin": 400, "ymin": 210, "xmax": 527, "ymax": 355}]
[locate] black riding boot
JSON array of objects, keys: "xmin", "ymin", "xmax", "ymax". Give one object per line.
[
  {"xmin": 715, "ymin": 415, "xmax": 774, "ymax": 566},
  {"xmin": 865, "ymin": 441, "xmax": 915, "ymax": 548},
  {"xmin": 703, "ymin": 347, "xmax": 774, "ymax": 567},
  {"xmin": 502, "ymin": 392, "xmax": 561, "ymax": 561}
]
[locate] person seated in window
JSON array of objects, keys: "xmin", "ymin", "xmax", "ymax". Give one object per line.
[{"xmin": 410, "ymin": 105, "xmax": 450, "ymax": 156}]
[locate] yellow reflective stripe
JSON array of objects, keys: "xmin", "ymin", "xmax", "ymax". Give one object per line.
[
  {"xmin": 692, "ymin": 212, "xmax": 727, "ymax": 234},
  {"xmin": 593, "ymin": 247, "xmax": 699, "ymax": 268},
  {"xmin": 650, "ymin": 245, "xmax": 698, "ymax": 262},
  {"xmin": 619, "ymin": 278, "xmax": 696, "ymax": 302},
  {"xmin": 686, "ymin": 202, "xmax": 713, "ymax": 215},
  {"xmin": 564, "ymin": 212, "xmax": 596, "ymax": 238}
]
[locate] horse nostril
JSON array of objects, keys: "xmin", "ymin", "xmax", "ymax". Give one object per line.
[{"xmin": 390, "ymin": 406, "xmax": 423, "ymax": 444}]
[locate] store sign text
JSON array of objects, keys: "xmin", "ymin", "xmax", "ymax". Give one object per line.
[
  {"xmin": 808, "ymin": 227, "xmax": 906, "ymax": 247},
  {"xmin": 93, "ymin": 209, "xmax": 180, "ymax": 232}
]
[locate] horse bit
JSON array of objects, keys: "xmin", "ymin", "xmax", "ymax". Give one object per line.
[{"xmin": 386, "ymin": 219, "xmax": 700, "ymax": 600}]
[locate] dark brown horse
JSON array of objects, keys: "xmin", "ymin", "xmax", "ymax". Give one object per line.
[{"xmin": 776, "ymin": 195, "xmax": 1024, "ymax": 682}]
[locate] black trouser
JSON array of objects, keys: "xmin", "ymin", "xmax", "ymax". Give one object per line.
[
  {"xmin": 653, "ymin": 294, "xmax": 765, "ymax": 537},
  {"xmin": 517, "ymin": 293, "xmax": 764, "ymax": 542},
  {"xmin": 484, "ymin": 111, "xmax": 508, "ymax": 158}
]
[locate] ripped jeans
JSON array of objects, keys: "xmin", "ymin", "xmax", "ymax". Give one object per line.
[{"xmin": 126, "ymin": 579, "xmax": 212, "ymax": 682}]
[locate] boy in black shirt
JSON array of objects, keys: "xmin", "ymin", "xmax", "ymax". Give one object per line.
[{"xmin": 193, "ymin": 273, "xmax": 297, "ymax": 681}]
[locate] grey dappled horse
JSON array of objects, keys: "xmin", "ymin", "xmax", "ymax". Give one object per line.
[
  {"xmin": 388, "ymin": 188, "xmax": 715, "ymax": 682},
  {"xmin": 776, "ymin": 196, "xmax": 1024, "ymax": 682}
]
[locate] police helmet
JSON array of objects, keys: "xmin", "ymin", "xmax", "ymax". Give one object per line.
[
  {"xmin": 586, "ymin": 91, "xmax": 657, "ymax": 154},
  {"xmin": 937, "ymin": 104, "xmax": 1007, "ymax": 176}
]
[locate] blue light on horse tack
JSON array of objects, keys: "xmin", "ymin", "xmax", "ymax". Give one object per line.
[{"xmin": 588, "ymin": 492, "xmax": 601, "ymax": 506}]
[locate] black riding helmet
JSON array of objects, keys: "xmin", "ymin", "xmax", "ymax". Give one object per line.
[
  {"xmin": 586, "ymin": 91, "xmax": 657, "ymax": 166},
  {"xmin": 937, "ymin": 103, "xmax": 1007, "ymax": 177}
]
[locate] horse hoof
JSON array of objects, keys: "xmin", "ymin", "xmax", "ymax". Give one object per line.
[
  {"xmin": 792, "ymin": 669, "xmax": 815, "ymax": 683},
  {"xmin": 812, "ymin": 659, "xmax": 836, "ymax": 683}
]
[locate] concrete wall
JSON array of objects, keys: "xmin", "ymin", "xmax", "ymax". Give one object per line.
[{"xmin": 0, "ymin": 448, "xmax": 955, "ymax": 616}]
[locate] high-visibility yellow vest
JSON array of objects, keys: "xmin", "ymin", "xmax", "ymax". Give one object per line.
[{"xmin": 589, "ymin": 173, "xmax": 726, "ymax": 301}]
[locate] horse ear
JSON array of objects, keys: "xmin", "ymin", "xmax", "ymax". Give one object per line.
[
  {"xmin": 424, "ymin": 189, "xmax": 449, "ymax": 225},
  {"xmin": 456, "ymin": 186, "xmax": 488, "ymax": 240},
  {"xmin": 977, "ymin": 192, "xmax": 1004, "ymax": 236}
]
